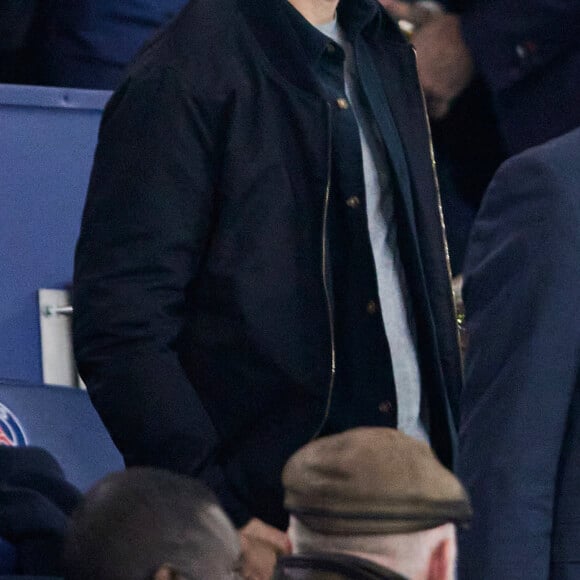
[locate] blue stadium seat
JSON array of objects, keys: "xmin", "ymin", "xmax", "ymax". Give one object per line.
[
  {"xmin": 0, "ymin": 379, "xmax": 123, "ymax": 491},
  {"xmin": 0, "ymin": 83, "xmax": 111, "ymax": 385}
]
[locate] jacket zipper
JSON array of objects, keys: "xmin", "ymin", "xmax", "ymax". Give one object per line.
[
  {"xmin": 411, "ymin": 48, "xmax": 463, "ymax": 373},
  {"xmin": 411, "ymin": 48, "xmax": 453, "ymax": 286},
  {"xmin": 311, "ymin": 102, "xmax": 336, "ymax": 440}
]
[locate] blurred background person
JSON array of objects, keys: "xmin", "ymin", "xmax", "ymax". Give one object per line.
[
  {"xmin": 381, "ymin": 0, "xmax": 580, "ymax": 154},
  {"xmin": 458, "ymin": 127, "xmax": 580, "ymax": 579},
  {"xmin": 31, "ymin": 0, "xmax": 188, "ymax": 90},
  {"xmin": 64, "ymin": 468, "xmax": 242, "ymax": 580},
  {"xmin": 380, "ymin": 0, "xmax": 580, "ymax": 273},
  {"xmin": 275, "ymin": 427, "xmax": 472, "ymax": 579}
]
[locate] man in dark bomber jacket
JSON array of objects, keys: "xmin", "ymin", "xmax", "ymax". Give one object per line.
[{"xmin": 73, "ymin": 0, "xmax": 462, "ymax": 575}]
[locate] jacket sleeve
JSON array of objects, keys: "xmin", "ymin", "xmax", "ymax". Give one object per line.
[
  {"xmin": 457, "ymin": 148, "xmax": 580, "ymax": 578},
  {"xmin": 456, "ymin": 0, "xmax": 580, "ymax": 93},
  {"xmin": 73, "ymin": 67, "xmax": 251, "ymax": 527}
]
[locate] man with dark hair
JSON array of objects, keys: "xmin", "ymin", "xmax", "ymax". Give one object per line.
[
  {"xmin": 73, "ymin": 0, "xmax": 462, "ymax": 576},
  {"xmin": 64, "ymin": 468, "xmax": 242, "ymax": 580}
]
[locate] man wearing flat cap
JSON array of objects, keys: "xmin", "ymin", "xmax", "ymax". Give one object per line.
[{"xmin": 275, "ymin": 427, "xmax": 471, "ymax": 579}]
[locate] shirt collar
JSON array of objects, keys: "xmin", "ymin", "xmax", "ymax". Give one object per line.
[{"xmin": 284, "ymin": 0, "xmax": 379, "ymax": 67}]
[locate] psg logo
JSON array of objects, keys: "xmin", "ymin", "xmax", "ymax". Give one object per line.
[{"xmin": 0, "ymin": 402, "xmax": 27, "ymax": 447}]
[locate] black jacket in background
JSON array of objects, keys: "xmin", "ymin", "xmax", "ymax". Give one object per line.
[
  {"xmin": 0, "ymin": 447, "xmax": 82, "ymax": 575},
  {"xmin": 73, "ymin": 0, "xmax": 462, "ymax": 529}
]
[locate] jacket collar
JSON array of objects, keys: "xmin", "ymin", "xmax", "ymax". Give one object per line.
[
  {"xmin": 237, "ymin": 0, "xmax": 402, "ymax": 96},
  {"xmin": 283, "ymin": 0, "xmax": 380, "ymax": 68}
]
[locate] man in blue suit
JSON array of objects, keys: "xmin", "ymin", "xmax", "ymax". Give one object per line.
[{"xmin": 458, "ymin": 127, "xmax": 580, "ymax": 579}]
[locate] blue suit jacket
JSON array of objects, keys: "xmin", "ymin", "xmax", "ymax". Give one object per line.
[{"xmin": 458, "ymin": 127, "xmax": 580, "ymax": 579}]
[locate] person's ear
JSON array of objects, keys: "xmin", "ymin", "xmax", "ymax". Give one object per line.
[
  {"xmin": 152, "ymin": 563, "xmax": 187, "ymax": 580},
  {"xmin": 427, "ymin": 537, "xmax": 455, "ymax": 580}
]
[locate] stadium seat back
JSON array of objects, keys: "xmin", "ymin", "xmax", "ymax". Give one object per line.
[
  {"xmin": 0, "ymin": 379, "xmax": 123, "ymax": 490},
  {"xmin": 0, "ymin": 84, "xmax": 111, "ymax": 385}
]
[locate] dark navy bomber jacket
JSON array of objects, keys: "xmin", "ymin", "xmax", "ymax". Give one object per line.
[{"xmin": 73, "ymin": 0, "xmax": 462, "ymax": 530}]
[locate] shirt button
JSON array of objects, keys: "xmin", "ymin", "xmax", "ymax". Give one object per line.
[
  {"xmin": 326, "ymin": 42, "xmax": 336, "ymax": 54},
  {"xmin": 346, "ymin": 195, "xmax": 360, "ymax": 208},
  {"xmin": 336, "ymin": 97, "xmax": 349, "ymax": 110},
  {"xmin": 378, "ymin": 400, "xmax": 393, "ymax": 414},
  {"xmin": 366, "ymin": 300, "xmax": 378, "ymax": 315}
]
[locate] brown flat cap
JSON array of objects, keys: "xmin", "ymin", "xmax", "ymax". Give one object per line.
[{"xmin": 283, "ymin": 428, "xmax": 472, "ymax": 535}]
